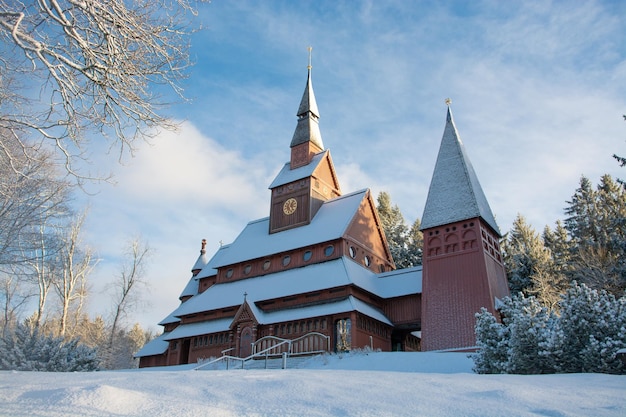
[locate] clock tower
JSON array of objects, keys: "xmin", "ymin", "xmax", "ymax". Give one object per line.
[{"xmin": 268, "ymin": 63, "xmax": 341, "ymax": 234}]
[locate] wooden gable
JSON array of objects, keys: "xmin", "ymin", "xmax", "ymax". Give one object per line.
[
  {"xmin": 311, "ymin": 151, "xmax": 341, "ymax": 198},
  {"xmin": 343, "ymin": 189, "xmax": 395, "ymax": 272},
  {"xmin": 230, "ymin": 300, "xmax": 259, "ymax": 329}
]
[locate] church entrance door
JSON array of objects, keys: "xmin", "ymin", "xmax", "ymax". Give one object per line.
[{"xmin": 239, "ymin": 326, "xmax": 253, "ymax": 358}]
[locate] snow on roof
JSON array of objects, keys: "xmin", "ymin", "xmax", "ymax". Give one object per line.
[
  {"xmin": 195, "ymin": 244, "xmax": 231, "ymax": 279},
  {"xmin": 158, "ymin": 311, "xmax": 181, "ymax": 326},
  {"xmin": 162, "ymin": 317, "xmax": 234, "ymax": 341},
  {"xmin": 191, "ymin": 251, "xmax": 209, "ymax": 272},
  {"xmin": 421, "ymin": 107, "xmax": 500, "ymax": 235},
  {"xmin": 212, "ymin": 189, "xmax": 368, "ymax": 268},
  {"xmin": 170, "ymin": 257, "xmax": 421, "ymax": 319},
  {"xmin": 375, "ymin": 265, "xmax": 423, "ymax": 297},
  {"xmin": 179, "ymin": 276, "xmax": 199, "ymax": 299},
  {"xmin": 268, "ymin": 150, "xmax": 327, "ymax": 189},
  {"xmin": 251, "ymin": 296, "xmax": 392, "ymax": 326},
  {"xmin": 134, "ymin": 332, "xmax": 170, "ymax": 358}
]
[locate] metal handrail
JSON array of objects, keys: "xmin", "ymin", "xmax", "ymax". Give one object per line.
[
  {"xmin": 193, "ymin": 339, "xmax": 292, "ymax": 371},
  {"xmin": 193, "ymin": 332, "xmax": 331, "ymax": 371}
]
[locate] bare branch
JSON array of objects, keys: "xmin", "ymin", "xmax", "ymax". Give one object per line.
[{"xmin": 0, "ymin": 0, "xmax": 203, "ymax": 180}]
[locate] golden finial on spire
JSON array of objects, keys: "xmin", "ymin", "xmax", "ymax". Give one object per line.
[
  {"xmin": 445, "ymin": 98, "xmax": 452, "ymax": 106},
  {"xmin": 307, "ymin": 46, "xmax": 313, "ymax": 70}
]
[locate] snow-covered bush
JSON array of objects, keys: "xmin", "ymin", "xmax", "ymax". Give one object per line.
[
  {"xmin": 558, "ymin": 283, "xmax": 626, "ymax": 373},
  {"xmin": 0, "ymin": 323, "xmax": 99, "ymax": 371},
  {"xmin": 473, "ymin": 283, "xmax": 626, "ymax": 374},
  {"xmin": 473, "ymin": 307, "xmax": 508, "ymax": 373},
  {"xmin": 502, "ymin": 295, "xmax": 559, "ymax": 374}
]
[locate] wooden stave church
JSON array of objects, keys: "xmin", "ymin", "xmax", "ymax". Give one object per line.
[{"xmin": 135, "ymin": 67, "xmax": 510, "ymax": 368}]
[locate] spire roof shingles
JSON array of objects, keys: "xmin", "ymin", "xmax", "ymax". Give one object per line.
[
  {"xmin": 290, "ymin": 68, "xmax": 324, "ymax": 150},
  {"xmin": 421, "ymin": 107, "xmax": 500, "ymax": 235}
]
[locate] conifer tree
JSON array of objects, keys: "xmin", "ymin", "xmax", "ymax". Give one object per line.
[
  {"xmin": 0, "ymin": 321, "xmax": 98, "ymax": 371},
  {"xmin": 473, "ymin": 308, "xmax": 508, "ymax": 374},
  {"xmin": 376, "ymin": 192, "xmax": 422, "ymax": 268},
  {"xmin": 557, "ymin": 283, "xmax": 626, "ymax": 373},
  {"xmin": 565, "ymin": 175, "xmax": 626, "ymax": 294},
  {"xmin": 502, "ymin": 215, "xmax": 553, "ymax": 297}
]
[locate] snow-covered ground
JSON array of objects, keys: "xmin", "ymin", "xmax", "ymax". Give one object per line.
[{"xmin": 0, "ymin": 351, "xmax": 624, "ymax": 417}]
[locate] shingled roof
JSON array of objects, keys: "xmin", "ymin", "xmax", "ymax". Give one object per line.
[{"xmin": 421, "ymin": 106, "xmax": 500, "ymax": 235}]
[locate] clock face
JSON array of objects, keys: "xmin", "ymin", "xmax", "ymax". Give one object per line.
[{"xmin": 283, "ymin": 198, "xmax": 297, "ymax": 215}]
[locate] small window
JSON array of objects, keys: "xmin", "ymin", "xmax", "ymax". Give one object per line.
[
  {"xmin": 243, "ymin": 264, "xmax": 251, "ymax": 275},
  {"xmin": 324, "ymin": 245, "xmax": 334, "ymax": 257},
  {"xmin": 303, "ymin": 250, "xmax": 312, "ymax": 262},
  {"xmin": 282, "ymin": 255, "xmax": 291, "ymax": 266},
  {"xmin": 364, "ymin": 255, "xmax": 371, "ymax": 267},
  {"xmin": 349, "ymin": 246, "xmax": 356, "ymax": 258},
  {"xmin": 225, "ymin": 268, "xmax": 233, "ymax": 278},
  {"xmin": 263, "ymin": 260, "xmax": 271, "ymax": 270}
]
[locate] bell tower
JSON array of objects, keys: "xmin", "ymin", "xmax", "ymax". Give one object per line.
[
  {"xmin": 268, "ymin": 50, "xmax": 341, "ymax": 234},
  {"xmin": 420, "ymin": 103, "xmax": 510, "ymax": 351}
]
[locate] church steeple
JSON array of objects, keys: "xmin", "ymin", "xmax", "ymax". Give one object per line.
[
  {"xmin": 268, "ymin": 54, "xmax": 341, "ymax": 234},
  {"xmin": 421, "ymin": 104, "xmax": 500, "ymax": 236},
  {"xmin": 290, "ymin": 48, "xmax": 324, "ymax": 169},
  {"xmin": 419, "ymin": 103, "xmax": 509, "ymax": 351}
]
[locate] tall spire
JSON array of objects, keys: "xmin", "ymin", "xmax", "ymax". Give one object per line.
[
  {"xmin": 421, "ymin": 104, "xmax": 500, "ymax": 235},
  {"xmin": 290, "ymin": 47, "xmax": 323, "ymax": 150}
]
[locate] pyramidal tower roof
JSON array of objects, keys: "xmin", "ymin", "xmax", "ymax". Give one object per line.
[
  {"xmin": 290, "ymin": 51, "xmax": 324, "ymax": 150},
  {"xmin": 421, "ymin": 105, "xmax": 500, "ymax": 236}
]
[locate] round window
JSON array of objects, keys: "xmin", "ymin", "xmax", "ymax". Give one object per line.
[
  {"xmin": 225, "ymin": 268, "xmax": 233, "ymax": 278},
  {"xmin": 349, "ymin": 246, "xmax": 356, "ymax": 258},
  {"xmin": 262, "ymin": 260, "xmax": 271, "ymax": 270},
  {"xmin": 324, "ymin": 245, "xmax": 334, "ymax": 257},
  {"xmin": 243, "ymin": 264, "xmax": 251, "ymax": 274},
  {"xmin": 364, "ymin": 256, "xmax": 371, "ymax": 267},
  {"xmin": 282, "ymin": 255, "xmax": 291, "ymax": 266},
  {"xmin": 303, "ymin": 250, "xmax": 312, "ymax": 262}
]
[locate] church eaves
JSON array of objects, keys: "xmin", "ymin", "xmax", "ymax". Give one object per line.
[
  {"xmin": 421, "ymin": 106, "xmax": 501, "ymax": 236},
  {"xmin": 290, "ymin": 67, "xmax": 324, "ymax": 150}
]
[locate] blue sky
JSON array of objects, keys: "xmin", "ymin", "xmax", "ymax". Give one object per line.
[{"xmin": 81, "ymin": 0, "xmax": 626, "ymax": 331}]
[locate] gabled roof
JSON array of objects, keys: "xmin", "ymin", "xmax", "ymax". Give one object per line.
[
  {"xmin": 269, "ymin": 150, "xmax": 328, "ymax": 189},
  {"xmin": 249, "ymin": 296, "xmax": 392, "ymax": 326},
  {"xmin": 160, "ymin": 295, "xmax": 393, "ymax": 345},
  {"xmin": 291, "ymin": 68, "xmax": 323, "ymax": 150},
  {"xmin": 170, "ymin": 256, "xmax": 421, "ymax": 319},
  {"xmin": 211, "ymin": 189, "xmax": 369, "ymax": 268},
  {"xmin": 421, "ymin": 107, "xmax": 500, "ymax": 235}
]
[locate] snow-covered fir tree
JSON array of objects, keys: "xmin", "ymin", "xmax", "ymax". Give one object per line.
[
  {"xmin": 557, "ymin": 283, "xmax": 626, "ymax": 373},
  {"xmin": 376, "ymin": 191, "xmax": 422, "ymax": 268},
  {"xmin": 0, "ymin": 322, "xmax": 98, "ymax": 371},
  {"xmin": 473, "ymin": 282, "xmax": 626, "ymax": 375},
  {"xmin": 473, "ymin": 308, "xmax": 508, "ymax": 374}
]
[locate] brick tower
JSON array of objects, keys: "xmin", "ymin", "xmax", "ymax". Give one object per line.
[{"xmin": 420, "ymin": 105, "xmax": 509, "ymax": 351}]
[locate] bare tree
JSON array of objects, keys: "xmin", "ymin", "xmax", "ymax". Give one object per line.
[
  {"xmin": 0, "ymin": 130, "xmax": 71, "ymax": 270},
  {"xmin": 0, "ymin": 0, "xmax": 203, "ymax": 180},
  {"xmin": 53, "ymin": 210, "xmax": 97, "ymax": 337},
  {"xmin": 0, "ymin": 266, "xmax": 33, "ymax": 336},
  {"xmin": 108, "ymin": 237, "xmax": 152, "ymax": 348}
]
